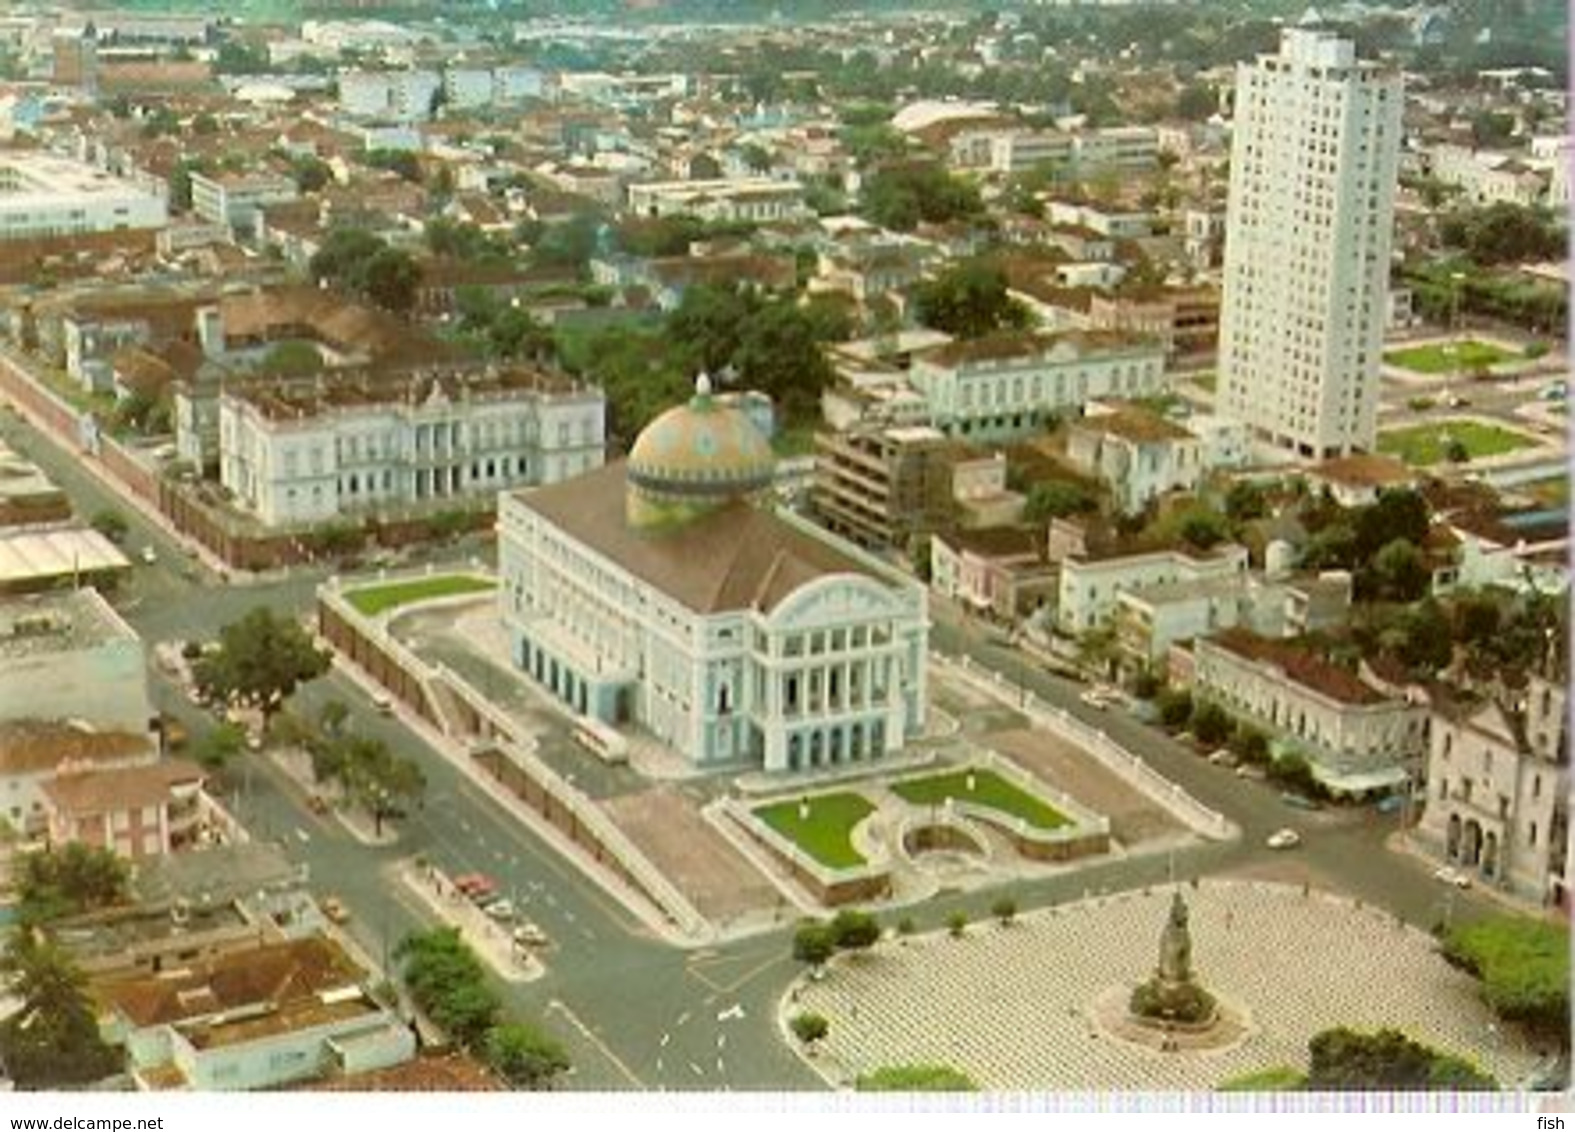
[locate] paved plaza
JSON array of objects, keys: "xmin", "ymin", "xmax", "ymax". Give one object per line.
[{"xmin": 789, "ymin": 880, "xmax": 1542, "ymax": 1091}]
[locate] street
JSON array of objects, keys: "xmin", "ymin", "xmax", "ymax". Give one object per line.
[{"xmin": 0, "ymin": 400, "xmax": 1511, "ymax": 1091}]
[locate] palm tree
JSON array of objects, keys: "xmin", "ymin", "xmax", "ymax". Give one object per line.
[{"xmin": 0, "ymin": 932, "xmax": 120, "ymax": 1088}]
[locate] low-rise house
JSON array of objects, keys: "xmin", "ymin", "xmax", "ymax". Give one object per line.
[
  {"xmin": 189, "ymin": 171, "xmax": 299, "ymax": 242},
  {"xmin": 930, "ymin": 526, "xmax": 1053, "ymax": 621},
  {"xmin": 1115, "ymin": 569, "xmax": 1352, "ymax": 669},
  {"xmin": 94, "ymin": 935, "xmax": 416, "ymax": 1092},
  {"xmin": 951, "ymin": 451, "xmax": 1025, "ymax": 529},
  {"xmin": 0, "ymin": 440, "xmax": 71, "ymax": 528},
  {"xmin": 1418, "ymin": 676, "xmax": 1568, "ymax": 903},
  {"xmin": 1087, "ymin": 285, "xmax": 1220, "ymax": 360},
  {"xmin": 42, "ymin": 759, "xmax": 205, "ymax": 859},
  {"xmin": 1057, "ymin": 541, "xmax": 1249, "ymax": 635},
  {"xmin": 0, "ymin": 588, "xmax": 152, "ymax": 734},
  {"xmin": 1189, "ymin": 628, "xmax": 1429, "ymax": 795},
  {"xmin": 1062, "ymin": 406, "xmax": 1202, "ymax": 516},
  {"xmin": 1307, "ymin": 453, "xmax": 1418, "ymax": 509},
  {"xmin": 0, "ymin": 721, "xmax": 154, "ymax": 840}
]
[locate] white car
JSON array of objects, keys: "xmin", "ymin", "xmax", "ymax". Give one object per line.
[
  {"xmin": 1266, "ymin": 828, "xmax": 1301, "ymax": 850},
  {"xmin": 140, "ymin": 546, "xmax": 158, "ymax": 565},
  {"xmin": 484, "ymin": 899, "xmax": 515, "ymax": 922},
  {"xmin": 513, "ymin": 922, "xmax": 548, "ymax": 948},
  {"xmin": 1434, "ymin": 866, "xmax": 1473, "ymax": 889}
]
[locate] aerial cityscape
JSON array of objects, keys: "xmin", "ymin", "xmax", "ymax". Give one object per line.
[{"xmin": 0, "ymin": 0, "xmax": 1567, "ymax": 1100}]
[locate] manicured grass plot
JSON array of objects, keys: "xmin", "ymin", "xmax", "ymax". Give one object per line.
[
  {"xmin": 344, "ymin": 575, "xmax": 497, "ymax": 617},
  {"xmin": 1377, "ymin": 420, "xmax": 1537, "ymax": 467},
  {"xmin": 753, "ymin": 793, "xmax": 876, "ymax": 869},
  {"xmin": 1383, "ymin": 340, "xmax": 1517, "ymax": 374},
  {"xmin": 891, "ymin": 768, "xmax": 1069, "ymax": 831}
]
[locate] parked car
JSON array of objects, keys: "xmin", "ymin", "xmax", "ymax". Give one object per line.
[
  {"xmin": 1541, "ymin": 381, "xmax": 1567, "ymax": 401},
  {"xmin": 1266, "ymin": 828, "xmax": 1301, "ymax": 850},
  {"xmin": 483, "ymin": 899, "xmax": 515, "ymax": 922},
  {"xmin": 1207, "ymin": 749, "xmax": 1238, "ymax": 768},
  {"xmin": 1434, "ymin": 866, "xmax": 1472, "ymax": 889},
  {"xmin": 454, "ymin": 873, "xmax": 495, "ymax": 899},
  {"xmin": 513, "ymin": 922, "xmax": 548, "ymax": 948},
  {"xmin": 320, "ymin": 896, "xmax": 350, "ymax": 924},
  {"xmin": 371, "ymin": 693, "xmax": 394, "ymax": 715},
  {"xmin": 1444, "ymin": 392, "xmax": 1470, "ymax": 409},
  {"xmin": 139, "ymin": 546, "xmax": 158, "ymax": 565},
  {"xmin": 1280, "ymin": 792, "xmax": 1323, "ymax": 811},
  {"xmin": 1235, "ymin": 765, "xmax": 1266, "ymax": 780}
]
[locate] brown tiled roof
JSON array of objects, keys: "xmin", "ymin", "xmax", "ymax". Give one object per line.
[
  {"xmin": 217, "ymin": 287, "xmax": 453, "ymax": 366},
  {"xmin": 307, "ymin": 1054, "xmax": 501, "ymax": 1093},
  {"xmin": 517, "ymin": 461, "xmax": 879, "ymax": 614},
  {"xmin": 1207, "ymin": 628, "xmax": 1386, "ymax": 706},
  {"xmin": 93, "ymin": 936, "xmax": 363, "ymax": 1030},
  {"xmin": 1312, "ymin": 453, "xmax": 1415, "ymax": 488},
  {"xmin": 937, "ymin": 525, "xmax": 1043, "ymax": 559},
  {"xmin": 0, "ymin": 722, "xmax": 154, "ymax": 777},
  {"xmin": 1077, "ymin": 408, "xmax": 1194, "ymax": 444},
  {"xmin": 42, "ymin": 759, "xmax": 203, "ymax": 816},
  {"xmin": 231, "ymin": 364, "xmax": 583, "ymax": 421}
]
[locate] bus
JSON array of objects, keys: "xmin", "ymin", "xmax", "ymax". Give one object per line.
[{"xmin": 572, "ymin": 717, "xmax": 629, "ymax": 766}]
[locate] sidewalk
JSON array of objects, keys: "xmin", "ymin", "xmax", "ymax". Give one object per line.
[{"xmin": 1385, "ymin": 830, "xmax": 1567, "ymax": 924}]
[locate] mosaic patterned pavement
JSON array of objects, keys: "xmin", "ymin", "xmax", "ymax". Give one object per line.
[{"xmin": 789, "ymin": 880, "xmax": 1542, "ymax": 1091}]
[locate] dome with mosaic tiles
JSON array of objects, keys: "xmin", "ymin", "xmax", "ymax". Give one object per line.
[{"xmin": 625, "ymin": 374, "xmax": 775, "ymax": 527}]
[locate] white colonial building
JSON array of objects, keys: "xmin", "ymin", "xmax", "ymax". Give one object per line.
[
  {"xmin": 0, "ymin": 152, "xmax": 166, "ymax": 241},
  {"xmin": 1418, "ymin": 676, "xmax": 1569, "ymax": 905},
  {"xmin": 499, "ymin": 378, "xmax": 928, "ymax": 773},
  {"xmin": 1190, "ymin": 628, "xmax": 1428, "ymax": 794},
  {"xmin": 1063, "ymin": 406, "xmax": 1249, "ymax": 517},
  {"xmin": 907, "ymin": 330, "xmax": 1166, "ymax": 443},
  {"xmin": 624, "ymin": 178, "xmax": 810, "ymax": 224},
  {"xmin": 219, "ymin": 367, "xmax": 605, "ymax": 528},
  {"xmin": 1057, "ymin": 542, "xmax": 1249, "ymax": 636}
]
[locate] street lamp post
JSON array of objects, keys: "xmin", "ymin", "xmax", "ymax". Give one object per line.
[{"xmin": 1449, "ymin": 270, "xmax": 1467, "ymax": 390}]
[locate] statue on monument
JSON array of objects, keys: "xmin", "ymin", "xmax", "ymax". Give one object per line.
[{"xmin": 1158, "ymin": 892, "xmax": 1193, "ymax": 984}]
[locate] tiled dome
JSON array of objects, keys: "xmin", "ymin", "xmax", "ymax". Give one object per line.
[{"xmin": 626, "ymin": 374, "xmax": 775, "ymax": 504}]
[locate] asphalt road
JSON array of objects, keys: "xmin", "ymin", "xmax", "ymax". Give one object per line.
[{"xmin": 0, "ymin": 400, "xmax": 1511, "ymax": 1091}]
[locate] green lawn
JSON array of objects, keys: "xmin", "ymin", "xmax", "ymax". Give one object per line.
[
  {"xmin": 344, "ymin": 575, "xmax": 497, "ymax": 617},
  {"xmin": 1377, "ymin": 420, "xmax": 1538, "ymax": 467},
  {"xmin": 753, "ymin": 793, "xmax": 875, "ymax": 869},
  {"xmin": 891, "ymin": 768, "xmax": 1069, "ymax": 831},
  {"xmin": 1383, "ymin": 340, "xmax": 1517, "ymax": 374}
]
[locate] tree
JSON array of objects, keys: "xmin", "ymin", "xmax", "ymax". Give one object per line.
[
  {"xmin": 1354, "ymin": 489, "xmax": 1429, "ymax": 562},
  {"xmin": 1156, "ymin": 688, "xmax": 1193, "ymax": 731},
  {"xmin": 1469, "ymin": 110, "xmax": 1517, "ymax": 149},
  {"xmin": 914, "ymin": 260, "xmax": 1031, "ymax": 340},
  {"xmin": 859, "ymin": 164, "xmax": 982, "ymax": 232},
  {"xmin": 318, "ymin": 734, "xmax": 426, "ymax": 835},
  {"xmin": 258, "ymin": 340, "xmax": 325, "ymax": 377},
  {"xmin": 792, "ymin": 920, "xmax": 836, "ymax": 969},
  {"xmin": 483, "ymin": 1022, "xmax": 571, "ymax": 1090},
  {"xmin": 732, "ymin": 300, "xmax": 839, "ymax": 420},
  {"xmin": 1267, "ymin": 752, "xmax": 1322, "ymax": 799},
  {"xmin": 1177, "ymin": 508, "xmax": 1228, "ymax": 551},
  {"xmin": 15, "ymin": 845, "xmax": 128, "ymax": 924},
  {"xmin": 1175, "ymin": 82, "xmax": 1217, "ymax": 121},
  {"xmin": 1306, "ymin": 1027, "xmax": 1496, "ymax": 1091},
  {"xmin": 789, "ymin": 1012, "xmax": 829, "ymax": 1045},
  {"xmin": 318, "ymin": 699, "xmax": 350, "ymax": 737},
  {"xmin": 1228, "ymin": 724, "xmax": 1270, "ymax": 766},
  {"xmin": 1189, "ymin": 700, "xmax": 1232, "ymax": 747},
  {"xmin": 290, "ymin": 155, "xmax": 333, "ymax": 194},
  {"xmin": 361, "ymin": 247, "xmax": 422, "ymax": 315},
  {"xmin": 829, "ymin": 909, "xmax": 881, "ymax": 952},
  {"xmin": 1443, "ymin": 916, "xmax": 1569, "ymax": 1043},
  {"xmin": 167, "ymin": 158, "xmax": 204, "ymax": 213},
  {"xmin": 89, "ymin": 509, "xmax": 128, "ymax": 543},
  {"xmin": 1224, "ymin": 481, "xmax": 1268, "ymax": 525},
  {"xmin": 309, "ymin": 227, "xmax": 387, "ymax": 290},
  {"xmin": 193, "ymin": 607, "xmax": 330, "ymax": 730},
  {"xmin": 991, "ymin": 897, "xmax": 1018, "ymax": 926},
  {"xmin": 1366, "ymin": 539, "xmax": 1431, "ymax": 604},
  {"xmin": 395, "ymin": 928, "xmax": 499, "ymax": 1049},
  {"xmin": 947, "ymin": 910, "xmax": 969, "ymax": 938},
  {"xmin": 364, "ymin": 148, "xmax": 422, "ymax": 183},
  {"xmin": 668, "ymin": 283, "xmax": 758, "ymax": 373},
  {"xmin": 1025, "ymin": 480, "xmax": 1097, "ymax": 523},
  {"xmin": 191, "ymin": 112, "xmax": 220, "ymax": 136},
  {"xmin": 0, "ymin": 932, "xmax": 121, "ymax": 1089},
  {"xmin": 192, "ymin": 722, "xmax": 245, "ymax": 770},
  {"xmin": 857, "ymin": 1064, "xmax": 978, "ymax": 1091}
]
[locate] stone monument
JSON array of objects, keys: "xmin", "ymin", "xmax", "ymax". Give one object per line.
[{"xmin": 1129, "ymin": 892, "xmax": 1218, "ymax": 1027}]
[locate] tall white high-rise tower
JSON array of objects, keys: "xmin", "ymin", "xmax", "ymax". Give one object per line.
[{"xmin": 1218, "ymin": 28, "xmax": 1402, "ymax": 460}]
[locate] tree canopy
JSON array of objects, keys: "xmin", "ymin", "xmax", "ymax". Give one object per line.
[
  {"xmin": 15, "ymin": 844, "xmax": 128, "ymax": 924},
  {"xmin": 193, "ymin": 606, "xmax": 330, "ymax": 726},
  {"xmin": 0, "ymin": 932, "xmax": 122, "ymax": 1089},
  {"xmin": 1306, "ymin": 1027, "xmax": 1497, "ymax": 1091},
  {"xmin": 914, "ymin": 260, "xmax": 1031, "ymax": 340},
  {"xmin": 1443, "ymin": 916, "xmax": 1569, "ymax": 1044},
  {"xmin": 859, "ymin": 163, "xmax": 983, "ymax": 232}
]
